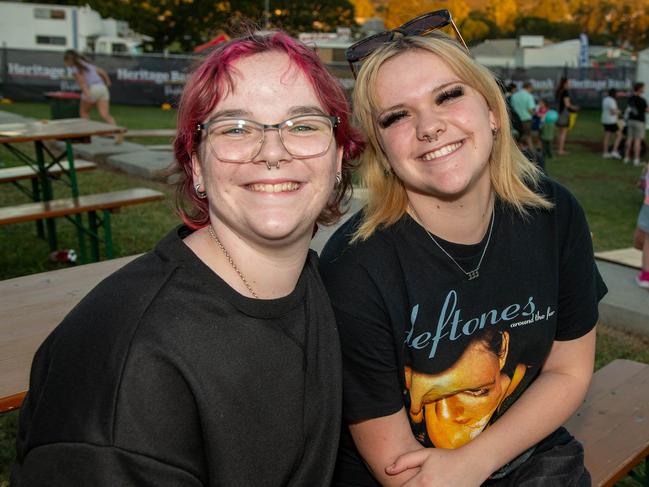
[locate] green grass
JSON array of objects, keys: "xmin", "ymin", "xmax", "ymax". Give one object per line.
[{"xmin": 0, "ymin": 102, "xmax": 648, "ymax": 485}]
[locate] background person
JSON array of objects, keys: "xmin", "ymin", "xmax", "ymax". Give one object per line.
[
  {"xmin": 635, "ymin": 165, "xmax": 649, "ymax": 288},
  {"xmin": 321, "ymin": 30, "xmax": 606, "ymax": 487},
  {"xmin": 623, "ymin": 82, "xmax": 649, "ymax": 166},
  {"xmin": 12, "ymin": 32, "xmax": 363, "ymax": 486},
  {"xmin": 555, "ymin": 76, "xmax": 579, "ymax": 155},
  {"xmin": 63, "ymin": 49, "xmax": 121, "ymax": 142},
  {"xmin": 540, "ymin": 104, "xmax": 558, "ymax": 160},
  {"xmin": 509, "ymin": 81, "xmax": 535, "ymax": 150},
  {"xmin": 601, "ymin": 88, "xmax": 623, "ymax": 159}
]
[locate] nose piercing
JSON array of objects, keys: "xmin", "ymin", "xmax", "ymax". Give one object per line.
[
  {"xmin": 265, "ymin": 160, "xmax": 281, "ymax": 170},
  {"xmin": 423, "ymin": 133, "xmax": 437, "ymax": 143}
]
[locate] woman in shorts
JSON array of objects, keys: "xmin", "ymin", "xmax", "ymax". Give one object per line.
[{"xmin": 63, "ymin": 49, "xmax": 119, "ymax": 131}]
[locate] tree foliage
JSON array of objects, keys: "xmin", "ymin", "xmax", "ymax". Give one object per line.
[
  {"xmin": 18, "ymin": 0, "xmax": 649, "ymax": 50},
  {"xmin": 20, "ymin": 0, "xmax": 356, "ymax": 52}
]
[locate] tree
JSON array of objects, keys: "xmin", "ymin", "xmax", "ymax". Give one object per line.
[
  {"xmin": 351, "ymin": 0, "xmax": 376, "ymax": 22},
  {"xmin": 264, "ymin": 0, "xmax": 356, "ymax": 35},
  {"xmin": 483, "ymin": 0, "xmax": 518, "ymax": 34},
  {"xmin": 527, "ymin": 0, "xmax": 570, "ymax": 23},
  {"xmin": 384, "ymin": 0, "xmax": 469, "ymax": 30},
  {"xmin": 20, "ymin": 0, "xmax": 356, "ymax": 52},
  {"xmin": 460, "ymin": 17, "xmax": 491, "ymax": 45}
]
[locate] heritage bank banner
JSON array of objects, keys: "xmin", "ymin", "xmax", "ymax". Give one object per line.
[
  {"xmin": 0, "ymin": 47, "xmax": 637, "ymax": 108},
  {"xmin": 0, "ymin": 48, "xmax": 194, "ymax": 106}
]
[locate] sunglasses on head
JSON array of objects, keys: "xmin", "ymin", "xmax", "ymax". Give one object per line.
[{"xmin": 345, "ymin": 9, "xmax": 469, "ymax": 78}]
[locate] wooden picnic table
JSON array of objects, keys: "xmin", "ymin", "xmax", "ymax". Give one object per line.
[
  {"xmin": 0, "ymin": 118, "xmax": 126, "ymax": 261},
  {"xmin": 0, "ymin": 254, "xmax": 139, "ymax": 413}
]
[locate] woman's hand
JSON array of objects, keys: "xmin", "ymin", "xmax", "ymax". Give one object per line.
[{"xmin": 386, "ymin": 447, "xmax": 490, "ymax": 487}]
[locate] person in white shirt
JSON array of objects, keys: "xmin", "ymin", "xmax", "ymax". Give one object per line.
[{"xmin": 601, "ymin": 88, "xmax": 622, "ymax": 159}]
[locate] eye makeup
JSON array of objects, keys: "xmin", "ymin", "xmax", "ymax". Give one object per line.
[
  {"xmin": 379, "ymin": 110, "xmax": 409, "ymax": 129},
  {"xmin": 436, "ymin": 85, "xmax": 464, "ymax": 104}
]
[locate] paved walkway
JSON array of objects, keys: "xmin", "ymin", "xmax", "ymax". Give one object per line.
[{"xmin": 2, "ymin": 110, "xmax": 647, "ymax": 336}]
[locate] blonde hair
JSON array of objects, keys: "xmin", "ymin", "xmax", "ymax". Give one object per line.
[{"xmin": 352, "ymin": 35, "xmax": 551, "ymax": 241}]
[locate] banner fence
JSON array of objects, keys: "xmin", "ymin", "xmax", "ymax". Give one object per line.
[{"xmin": 0, "ymin": 47, "xmax": 637, "ymax": 109}]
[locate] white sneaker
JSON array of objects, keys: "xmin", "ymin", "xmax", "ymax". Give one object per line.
[
  {"xmin": 624, "ymin": 158, "xmax": 630, "ymax": 164},
  {"xmin": 636, "ymin": 275, "xmax": 649, "ymax": 289},
  {"xmin": 610, "ymin": 151, "xmax": 622, "ymax": 159},
  {"xmin": 633, "ymin": 159, "xmax": 643, "ymax": 167},
  {"xmin": 602, "ymin": 153, "xmax": 612, "ymax": 158}
]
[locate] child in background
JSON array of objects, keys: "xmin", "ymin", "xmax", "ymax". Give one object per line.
[
  {"xmin": 541, "ymin": 102, "xmax": 558, "ymax": 160},
  {"xmin": 635, "ymin": 164, "xmax": 649, "ymax": 288},
  {"xmin": 532, "ymin": 98, "xmax": 548, "ymax": 148}
]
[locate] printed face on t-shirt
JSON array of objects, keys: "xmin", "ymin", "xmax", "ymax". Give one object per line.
[{"xmin": 405, "ymin": 330, "xmax": 525, "ymax": 449}]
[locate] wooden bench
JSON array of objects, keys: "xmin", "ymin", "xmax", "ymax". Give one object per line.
[
  {"xmin": 0, "ymin": 188, "xmax": 164, "ymax": 261},
  {"xmin": 565, "ymin": 359, "xmax": 649, "ymax": 486},
  {"xmin": 0, "ymin": 160, "xmax": 98, "ymax": 240},
  {"xmin": 0, "ymin": 159, "xmax": 96, "ymax": 185},
  {"xmin": 122, "ymin": 129, "xmax": 176, "ymax": 138}
]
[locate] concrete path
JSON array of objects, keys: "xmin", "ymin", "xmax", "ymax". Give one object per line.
[
  {"xmin": 1, "ymin": 110, "xmax": 647, "ymax": 336},
  {"xmin": 597, "ymin": 260, "xmax": 649, "ymax": 336}
]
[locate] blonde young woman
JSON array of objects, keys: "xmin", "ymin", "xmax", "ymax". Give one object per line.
[{"xmin": 320, "ymin": 15, "xmax": 607, "ymax": 487}]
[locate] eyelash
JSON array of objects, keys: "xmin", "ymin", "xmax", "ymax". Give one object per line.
[
  {"xmin": 378, "ymin": 85, "xmax": 465, "ymax": 129},
  {"xmin": 379, "ymin": 110, "xmax": 408, "ymax": 129},
  {"xmin": 436, "ymin": 85, "xmax": 464, "ymax": 104}
]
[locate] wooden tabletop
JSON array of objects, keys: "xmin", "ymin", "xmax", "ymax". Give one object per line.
[
  {"xmin": 0, "ymin": 118, "xmax": 126, "ymax": 143},
  {"xmin": 0, "ymin": 255, "xmax": 139, "ymax": 412},
  {"xmin": 565, "ymin": 359, "xmax": 649, "ymax": 486}
]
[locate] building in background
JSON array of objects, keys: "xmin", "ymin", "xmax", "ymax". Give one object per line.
[{"xmin": 0, "ymin": 2, "xmax": 150, "ymax": 55}]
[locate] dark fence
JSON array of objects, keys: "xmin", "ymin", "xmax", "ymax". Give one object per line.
[
  {"xmin": 0, "ymin": 47, "xmax": 195, "ymax": 106},
  {"xmin": 493, "ymin": 66, "xmax": 635, "ymax": 110},
  {"xmin": 0, "ymin": 47, "xmax": 637, "ymax": 109}
]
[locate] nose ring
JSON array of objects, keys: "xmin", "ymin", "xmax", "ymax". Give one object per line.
[
  {"xmin": 422, "ymin": 132, "xmax": 439, "ymax": 143},
  {"xmin": 265, "ymin": 160, "xmax": 281, "ymax": 170}
]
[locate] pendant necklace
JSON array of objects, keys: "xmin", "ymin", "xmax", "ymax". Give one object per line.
[{"xmin": 409, "ymin": 204, "xmax": 495, "ymax": 281}]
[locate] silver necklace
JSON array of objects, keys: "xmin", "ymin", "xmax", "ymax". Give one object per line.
[
  {"xmin": 207, "ymin": 225, "xmax": 259, "ymax": 298},
  {"xmin": 409, "ymin": 204, "xmax": 495, "ymax": 281}
]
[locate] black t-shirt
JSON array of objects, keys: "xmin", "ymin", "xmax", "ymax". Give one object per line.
[
  {"xmin": 13, "ymin": 226, "xmax": 342, "ymax": 486},
  {"xmin": 319, "ymin": 178, "xmax": 607, "ymax": 485},
  {"xmin": 557, "ymin": 89, "xmax": 570, "ymax": 112},
  {"xmin": 627, "ymin": 94, "xmax": 648, "ymax": 122}
]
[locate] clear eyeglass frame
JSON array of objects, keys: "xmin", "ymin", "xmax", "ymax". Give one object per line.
[{"xmin": 196, "ymin": 114, "xmax": 340, "ymax": 163}]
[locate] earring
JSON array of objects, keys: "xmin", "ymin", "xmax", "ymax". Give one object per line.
[
  {"xmin": 194, "ymin": 183, "xmax": 207, "ymax": 199},
  {"xmin": 335, "ymin": 171, "xmax": 342, "ymax": 186},
  {"xmin": 383, "ymin": 166, "xmax": 394, "ymax": 176},
  {"xmin": 491, "ymin": 127, "xmax": 499, "ymax": 139}
]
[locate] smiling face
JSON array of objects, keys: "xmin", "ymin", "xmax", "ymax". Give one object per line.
[
  {"xmin": 192, "ymin": 51, "xmax": 342, "ymax": 247},
  {"xmin": 374, "ymin": 49, "xmax": 496, "ymax": 201}
]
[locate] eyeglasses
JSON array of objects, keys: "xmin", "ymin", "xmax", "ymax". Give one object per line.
[
  {"xmin": 197, "ymin": 114, "xmax": 339, "ymax": 163},
  {"xmin": 346, "ymin": 9, "xmax": 469, "ymax": 78}
]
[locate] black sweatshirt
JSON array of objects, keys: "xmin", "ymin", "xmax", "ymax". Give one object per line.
[{"xmin": 12, "ymin": 226, "xmax": 342, "ymax": 486}]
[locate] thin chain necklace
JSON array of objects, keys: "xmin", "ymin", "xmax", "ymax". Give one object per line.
[
  {"xmin": 207, "ymin": 225, "xmax": 259, "ymax": 298},
  {"xmin": 409, "ymin": 204, "xmax": 495, "ymax": 281}
]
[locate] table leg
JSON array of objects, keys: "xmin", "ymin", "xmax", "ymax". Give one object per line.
[
  {"xmin": 34, "ymin": 141, "xmax": 56, "ymax": 250},
  {"xmin": 88, "ymin": 211, "xmax": 100, "ymax": 262},
  {"xmin": 64, "ymin": 140, "xmax": 88, "ymax": 262},
  {"xmin": 103, "ymin": 210, "xmax": 114, "ymax": 259},
  {"xmin": 30, "ymin": 177, "xmax": 44, "ymax": 238}
]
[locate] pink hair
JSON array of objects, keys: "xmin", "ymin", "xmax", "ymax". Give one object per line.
[{"xmin": 172, "ymin": 32, "xmax": 365, "ymax": 229}]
